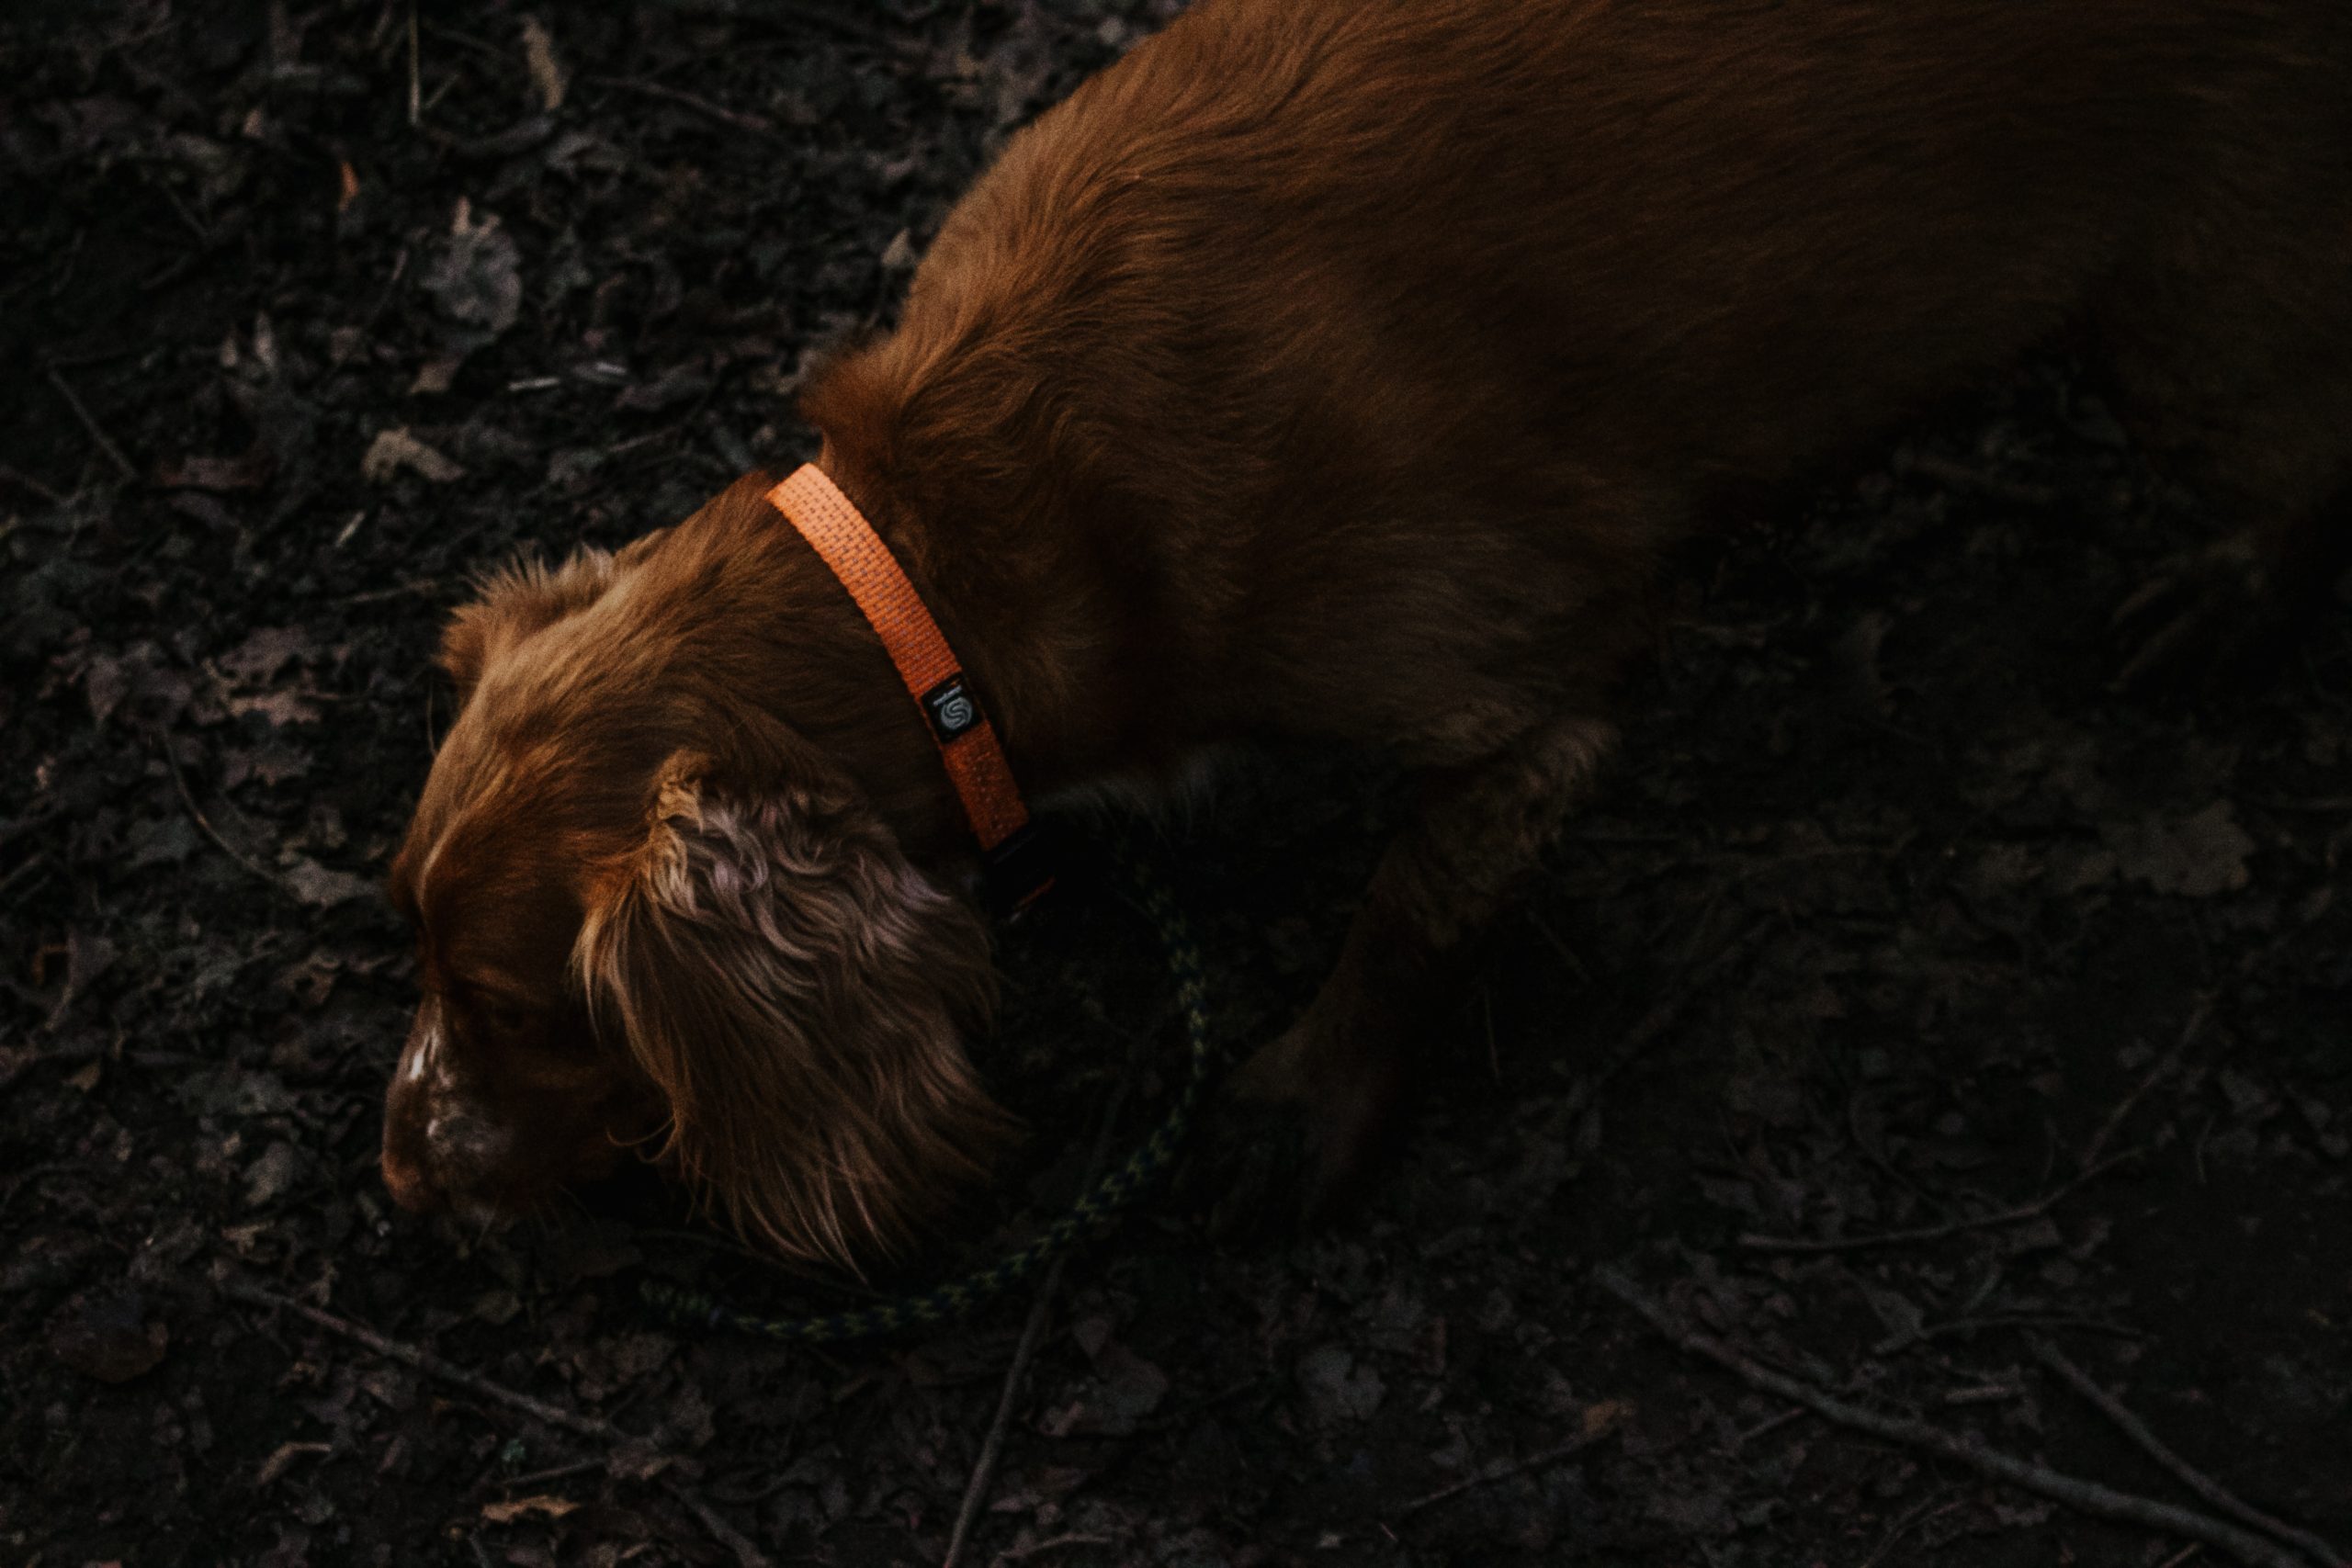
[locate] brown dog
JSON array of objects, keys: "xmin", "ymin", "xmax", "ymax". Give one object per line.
[{"xmin": 382, "ymin": 0, "xmax": 2352, "ymax": 1265}]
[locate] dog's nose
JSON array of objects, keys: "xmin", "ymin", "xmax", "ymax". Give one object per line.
[{"xmin": 381, "ymin": 1149, "xmax": 447, "ymax": 1213}]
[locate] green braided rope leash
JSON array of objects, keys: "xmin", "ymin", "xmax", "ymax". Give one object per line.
[{"xmin": 639, "ymin": 839, "xmax": 1210, "ymax": 1343}]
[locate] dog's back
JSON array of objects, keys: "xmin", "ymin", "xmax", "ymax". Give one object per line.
[{"xmin": 810, "ymin": 0, "xmax": 2350, "ymax": 761}]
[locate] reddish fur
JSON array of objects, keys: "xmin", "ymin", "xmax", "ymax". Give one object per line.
[{"xmin": 384, "ymin": 0, "xmax": 2352, "ymax": 1263}]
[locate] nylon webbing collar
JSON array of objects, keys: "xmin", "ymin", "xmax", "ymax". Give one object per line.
[{"xmin": 763, "ymin": 463, "xmax": 1051, "ymax": 909}]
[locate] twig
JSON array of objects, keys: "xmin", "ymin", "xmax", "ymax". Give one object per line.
[
  {"xmin": 1859, "ymin": 1490, "xmax": 1962, "ymax": 1568},
  {"xmin": 666, "ymin": 1479, "xmax": 775, "ymax": 1568},
  {"xmin": 0, "ymin": 460, "xmax": 67, "ymax": 505},
  {"xmin": 223, "ymin": 1280, "xmax": 774, "ymax": 1567},
  {"xmin": 0, "ymin": 850, "xmax": 49, "ymax": 906},
  {"xmin": 942, "ymin": 1269, "xmax": 1066, "ymax": 1568},
  {"xmin": 223, "ymin": 1280, "xmax": 612, "ymax": 1441},
  {"xmin": 1535, "ymin": 921, "xmax": 1759, "ymax": 1143},
  {"xmin": 44, "ymin": 365, "xmax": 138, "ymax": 480},
  {"xmin": 154, "ymin": 730, "xmax": 294, "ymax": 901},
  {"xmin": 2030, "ymin": 1338, "xmax": 2344, "ymax": 1568},
  {"xmin": 1596, "ymin": 1268, "xmax": 2309, "ymax": 1568},
  {"xmin": 1736, "ymin": 1146, "xmax": 2142, "ymax": 1255},
  {"xmin": 486, "ymin": 1457, "xmax": 605, "ymax": 1493},
  {"xmin": 407, "ymin": 0, "xmax": 421, "ymax": 126},
  {"xmin": 1393, "ymin": 1424, "xmax": 1620, "ymax": 1519},
  {"xmin": 335, "ymin": 577, "xmax": 447, "ymax": 606},
  {"xmin": 583, "ymin": 74, "xmax": 776, "ymax": 135},
  {"xmin": 941, "ymin": 1055, "xmax": 1144, "ymax": 1568},
  {"xmin": 986, "ymin": 1532, "xmax": 1117, "ymax": 1565},
  {"xmin": 1902, "ymin": 1313, "xmax": 2145, "ymax": 1348},
  {"xmin": 2081, "ymin": 1000, "xmax": 2207, "ymax": 1173}
]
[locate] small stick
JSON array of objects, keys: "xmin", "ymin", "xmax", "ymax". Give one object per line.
[
  {"xmin": 407, "ymin": 0, "xmax": 422, "ymax": 126},
  {"xmin": 2081, "ymin": 1000, "xmax": 2207, "ymax": 1173},
  {"xmin": 2030, "ymin": 1338, "xmax": 2344, "ymax": 1568},
  {"xmin": 224, "ymin": 1280, "xmax": 611, "ymax": 1441},
  {"xmin": 941, "ymin": 1255, "xmax": 1072, "ymax": 1568},
  {"xmin": 1859, "ymin": 1491, "xmax": 1962, "ymax": 1568},
  {"xmin": 941, "ymin": 1060, "xmax": 1142, "ymax": 1568},
  {"xmin": 666, "ymin": 1479, "xmax": 775, "ymax": 1568},
  {"xmin": 224, "ymin": 1280, "xmax": 772, "ymax": 1565},
  {"xmin": 1736, "ymin": 1146, "xmax": 2141, "ymax": 1255},
  {"xmin": 1596, "ymin": 1268, "xmax": 2309, "ymax": 1568},
  {"xmin": 1904, "ymin": 1313, "xmax": 2144, "ymax": 1348},
  {"xmin": 0, "ymin": 460, "xmax": 67, "ymax": 504},
  {"xmin": 584, "ymin": 74, "xmax": 775, "ymax": 135},
  {"xmin": 44, "ymin": 366, "xmax": 138, "ymax": 480},
  {"xmin": 1393, "ymin": 1426, "xmax": 1619, "ymax": 1519},
  {"xmin": 154, "ymin": 730, "xmax": 293, "ymax": 901},
  {"xmin": 486, "ymin": 1457, "xmax": 606, "ymax": 1493},
  {"xmin": 987, "ymin": 1531, "xmax": 1118, "ymax": 1563}
]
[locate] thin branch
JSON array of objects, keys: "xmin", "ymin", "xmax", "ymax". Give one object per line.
[
  {"xmin": 667, "ymin": 1479, "xmax": 775, "ymax": 1568},
  {"xmin": 942, "ymin": 1053, "xmax": 1143, "ymax": 1568},
  {"xmin": 44, "ymin": 365, "xmax": 138, "ymax": 480},
  {"xmin": 1596, "ymin": 1268, "xmax": 2310, "ymax": 1568},
  {"xmin": 153, "ymin": 730, "xmax": 295, "ymax": 901},
  {"xmin": 941, "ymin": 1254, "xmax": 1072, "ymax": 1568},
  {"xmin": 1393, "ymin": 1423, "xmax": 1621, "ymax": 1519},
  {"xmin": 223, "ymin": 1280, "xmax": 611, "ymax": 1440},
  {"xmin": 0, "ymin": 460, "xmax": 68, "ymax": 505},
  {"xmin": 583, "ymin": 74, "xmax": 777, "ymax": 135},
  {"xmin": 2081, "ymin": 999, "xmax": 2207, "ymax": 1172},
  {"xmin": 1736, "ymin": 1146, "xmax": 2142, "ymax": 1255},
  {"xmin": 1859, "ymin": 1490, "xmax": 1962, "ymax": 1568},
  {"xmin": 2031, "ymin": 1338, "xmax": 2343, "ymax": 1568},
  {"xmin": 223, "ymin": 1280, "xmax": 773, "ymax": 1567}
]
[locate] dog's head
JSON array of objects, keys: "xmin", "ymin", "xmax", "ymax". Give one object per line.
[{"xmin": 382, "ymin": 493, "xmax": 1008, "ymax": 1267}]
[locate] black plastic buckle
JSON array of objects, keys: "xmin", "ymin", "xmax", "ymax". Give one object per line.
[{"xmin": 980, "ymin": 821, "xmax": 1058, "ymax": 918}]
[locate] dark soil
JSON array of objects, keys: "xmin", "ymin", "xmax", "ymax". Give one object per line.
[{"xmin": 5, "ymin": 5, "xmax": 2349, "ymax": 1566}]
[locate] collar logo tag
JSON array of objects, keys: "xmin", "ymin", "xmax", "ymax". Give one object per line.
[{"xmin": 922, "ymin": 677, "xmax": 981, "ymax": 743}]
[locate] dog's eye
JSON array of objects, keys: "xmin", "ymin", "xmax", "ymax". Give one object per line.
[{"xmin": 457, "ymin": 987, "xmax": 532, "ymax": 1036}]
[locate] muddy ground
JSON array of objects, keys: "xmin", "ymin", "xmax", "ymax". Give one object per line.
[{"xmin": 4, "ymin": 4, "xmax": 2349, "ymax": 1565}]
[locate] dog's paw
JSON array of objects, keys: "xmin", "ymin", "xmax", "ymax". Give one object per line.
[
  {"xmin": 2109, "ymin": 538, "xmax": 2293, "ymax": 694},
  {"xmin": 1179, "ymin": 1021, "xmax": 1405, "ymax": 1244}
]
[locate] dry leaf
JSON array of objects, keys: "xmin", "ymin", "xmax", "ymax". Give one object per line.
[
  {"xmin": 421, "ymin": 198, "xmax": 522, "ymax": 336},
  {"xmin": 481, "ymin": 1495, "xmax": 581, "ymax": 1525},
  {"xmin": 1582, "ymin": 1397, "xmax": 1635, "ymax": 1438},
  {"xmin": 518, "ymin": 17, "xmax": 567, "ymax": 111},
  {"xmin": 281, "ymin": 857, "xmax": 377, "ymax": 908},
  {"xmin": 361, "ymin": 427, "xmax": 466, "ymax": 484},
  {"xmin": 255, "ymin": 1441, "xmax": 333, "ymax": 1488},
  {"xmin": 154, "ymin": 450, "xmax": 274, "ymax": 491}
]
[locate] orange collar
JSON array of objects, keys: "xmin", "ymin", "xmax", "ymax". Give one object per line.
[{"xmin": 763, "ymin": 463, "xmax": 1051, "ymax": 909}]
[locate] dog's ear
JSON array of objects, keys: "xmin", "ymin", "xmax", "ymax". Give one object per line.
[
  {"xmin": 438, "ymin": 535, "xmax": 661, "ymax": 699},
  {"xmin": 574, "ymin": 749, "xmax": 1008, "ymax": 1269}
]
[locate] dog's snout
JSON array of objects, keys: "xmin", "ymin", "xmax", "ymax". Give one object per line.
[{"xmin": 380, "ymin": 1145, "xmax": 446, "ymax": 1213}]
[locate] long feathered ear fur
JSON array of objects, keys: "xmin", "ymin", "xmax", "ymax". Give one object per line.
[
  {"xmin": 438, "ymin": 530, "xmax": 668, "ymax": 698},
  {"xmin": 575, "ymin": 750, "xmax": 1008, "ymax": 1269}
]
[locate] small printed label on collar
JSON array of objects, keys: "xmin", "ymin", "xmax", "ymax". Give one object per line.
[{"xmin": 922, "ymin": 676, "xmax": 981, "ymax": 743}]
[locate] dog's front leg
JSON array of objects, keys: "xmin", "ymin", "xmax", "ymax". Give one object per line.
[{"xmin": 1220, "ymin": 714, "xmax": 1618, "ymax": 1225}]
